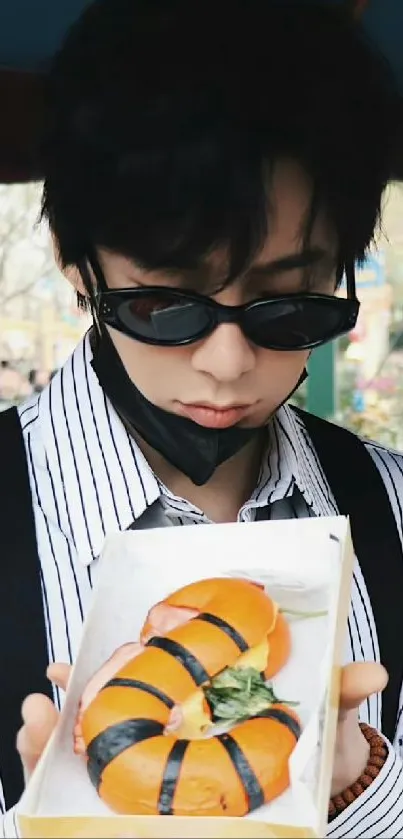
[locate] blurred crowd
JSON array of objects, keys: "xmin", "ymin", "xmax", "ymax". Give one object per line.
[{"xmin": 0, "ymin": 360, "xmax": 55, "ymax": 408}]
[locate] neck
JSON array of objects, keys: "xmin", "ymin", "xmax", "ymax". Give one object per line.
[{"xmin": 136, "ymin": 431, "xmax": 266, "ymax": 523}]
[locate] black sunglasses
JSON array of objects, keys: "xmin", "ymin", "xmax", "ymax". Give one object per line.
[
  {"xmin": 95, "ymin": 286, "xmax": 358, "ymax": 351},
  {"xmin": 88, "ymin": 256, "xmax": 359, "ymax": 351}
]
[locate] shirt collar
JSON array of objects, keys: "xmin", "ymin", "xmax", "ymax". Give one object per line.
[
  {"xmin": 40, "ymin": 333, "xmax": 334, "ymax": 565},
  {"xmin": 273, "ymin": 405, "xmax": 337, "ymax": 516}
]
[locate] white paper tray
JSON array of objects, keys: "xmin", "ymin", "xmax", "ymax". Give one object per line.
[{"xmin": 19, "ymin": 516, "xmax": 354, "ymax": 839}]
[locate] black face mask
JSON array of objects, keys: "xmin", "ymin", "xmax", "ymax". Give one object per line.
[{"xmin": 91, "ymin": 326, "xmax": 307, "ymax": 486}]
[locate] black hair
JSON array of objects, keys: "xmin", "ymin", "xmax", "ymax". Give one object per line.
[{"xmin": 41, "ymin": 0, "xmax": 402, "ymax": 307}]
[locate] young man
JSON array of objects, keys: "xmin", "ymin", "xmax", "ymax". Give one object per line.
[{"xmin": 2, "ymin": 0, "xmax": 403, "ymax": 835}]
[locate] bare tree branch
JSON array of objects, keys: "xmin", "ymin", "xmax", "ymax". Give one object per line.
[
  {"xmin": 0, "ymin": 277, "xmax": 41, "ymax": 304},
  {"xmin": 0, "ymin": 182, "xmax": 56, "ymax": 308}
]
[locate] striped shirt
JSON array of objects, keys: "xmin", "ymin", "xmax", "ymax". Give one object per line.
[{"xmin": 3, "ymin": 331, "xmax": 403, "ymax": 837}]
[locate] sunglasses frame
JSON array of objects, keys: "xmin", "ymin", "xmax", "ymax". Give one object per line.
[{"xmin": 96, "ymin": 285, "xmax": 360, "ymax": 351}]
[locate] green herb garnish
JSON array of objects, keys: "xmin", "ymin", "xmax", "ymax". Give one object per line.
[{"xmin": 203, "ymin": 667, "xmax": 297, "ymax": 726}]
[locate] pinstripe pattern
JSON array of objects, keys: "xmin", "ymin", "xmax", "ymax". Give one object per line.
[{"xmin": 2, "ymin": 331, "xmax": 403, "ymax": 836}]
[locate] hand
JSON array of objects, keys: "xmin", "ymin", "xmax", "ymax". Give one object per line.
[
  {"xmin": 16, "ymin": 662, "xmax": 71, "ymax": 782},
  {"xmin": 331, "ymin": 661, "xmax": 388, "ymax": 797}
]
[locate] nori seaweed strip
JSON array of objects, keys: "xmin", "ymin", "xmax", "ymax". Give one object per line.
[
  {"xmin": 196, "ymin": 613, "xmax": 249, "ymax": 652},
  {"xmin": 86, "ymin": 719, "xmax": 163, "ymax": 790},
  {"xmin": 217, "ymin": 733, "xmax": 264, "ymax": 812},
  {"xmin": 102, "ymin": 677, "xmax": 174, "ymax": 709},
  {"xmin": 255, "ymin": 708, "xmax": 301, "ymax": 740},
  {"xmin": 158, "ymin": 740, "xmax": 190, "ymax": 815},
  {"xmin": 146, "ymin": 636, "xmax": 209, "ymax": 685}
]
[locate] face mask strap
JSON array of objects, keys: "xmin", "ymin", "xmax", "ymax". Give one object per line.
[
  {"xmin": 345, "ymin": 260, "xmax": 357, "ymax": 300},
  {"xmin": 77, "ymin": 251, "xmax": 110, "ymax": 335}
]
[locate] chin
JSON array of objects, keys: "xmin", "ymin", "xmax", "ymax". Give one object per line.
[
  {"xmin": 234, "ymin": 415, "xmax": 268, "ymax": 431},
  {"xmin": 244, "ymin": 406, "xmax": 277, "ymax": 426}
]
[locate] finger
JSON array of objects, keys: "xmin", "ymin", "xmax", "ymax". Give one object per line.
[
  {"xmin": 47, "ymin": 662, "xmax": 71, "ymax": 691},
  {"xmin": 339, "ymin": 662, "xmax": 388, "ymax": 711},
  {"xmin": 18, "ymin": 694, "xmax": 59, "ymax": 777},
  {"xmin": 80, "ymin": 643, "xmax": 141, "ymax": 715},
  {"xmin": 16, "ymin": 727, "xmax": 35, "ymax": 779},
  {"xmin": 21, "ymin": 694, "xmax": 59, "ymax": 750},
  {"xmin": 337, "ymin": 704, "xmax": 357, "ymax": 724}
]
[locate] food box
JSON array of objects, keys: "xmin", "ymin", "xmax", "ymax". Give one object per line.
[{"xmin": 18, "ymin": 515, "xmax": 354, "ymax": 839}]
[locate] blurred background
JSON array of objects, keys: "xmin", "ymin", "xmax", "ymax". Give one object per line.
[
  {"xmin": 0, "ymin": 182, "xmax": 90, "ymax": 410},
  {"xmin": 0, "ymin": 178, "xmax": 403, "ymax": 450},
  {"xmin": 292, "ymin": 180, "xmax": 403, "ymax": 448}
]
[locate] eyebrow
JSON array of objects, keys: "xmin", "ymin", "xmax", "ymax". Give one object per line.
[
  {"xmin": 247, "ymin": 247, "xmax": 328, "ymax": 279},
  {"xmin": 183, "ymin": 247, "xmax": 330, "ymax": 293},
  {"xmin": 129, "ymin": 246, "xmax": 331, "ymax": 292}
]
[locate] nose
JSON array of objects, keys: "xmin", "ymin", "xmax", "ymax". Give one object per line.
[{"xmin": 191, "ymin": 323, "xmax": 256, "ymax": 382}]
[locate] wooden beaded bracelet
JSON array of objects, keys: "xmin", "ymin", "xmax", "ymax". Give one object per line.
[{"xmin": 328, "ymin": 723, "xmax": 388, "ymax": 821}]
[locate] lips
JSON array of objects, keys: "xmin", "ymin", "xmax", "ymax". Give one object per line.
[{"xmin": 177, "ymin": 402, "xmax": 253, "ymax": 429}]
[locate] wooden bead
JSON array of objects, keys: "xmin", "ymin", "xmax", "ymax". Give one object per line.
[{"xmin": 328, "ymin": 724, "xmax": 388, "ymax": 821}]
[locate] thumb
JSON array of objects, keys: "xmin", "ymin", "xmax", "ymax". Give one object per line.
[
  {"xmin": 339, "ymin": 661, "xmax": 388, "ymax": 712},
  {"xmin": 47, "ymin": 662, "xmax": 71, "ymax": 691},
  {"xmin": 17, "ymin": 694, "xmax": 59, "ymax": 779}
]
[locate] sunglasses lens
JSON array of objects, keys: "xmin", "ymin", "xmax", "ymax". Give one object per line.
[
  {"xmin": 245, "ymin": 298, "xmax": 356, "ymax": 349},
  {"xmin": 117, "ymin": 293, "xmax": 212, "ymax": 343}
]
